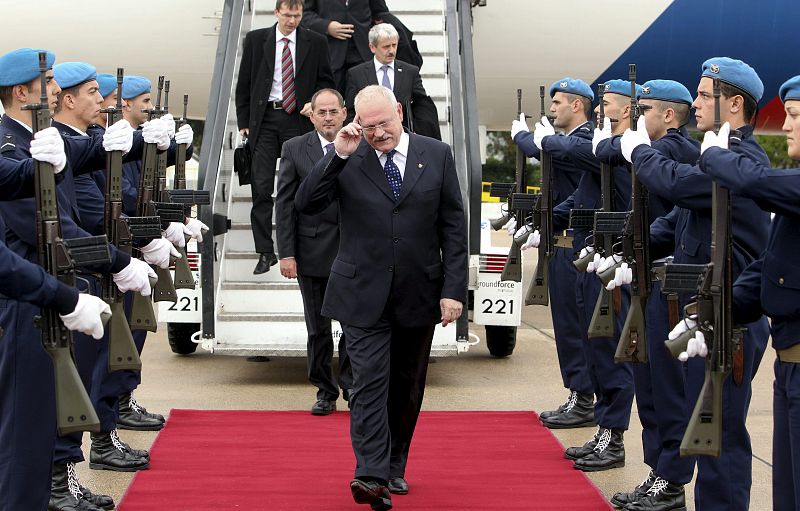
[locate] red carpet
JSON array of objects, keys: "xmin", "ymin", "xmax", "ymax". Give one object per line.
[{"xmin": 119, "ymin": 410, "xmax": 612, "ymax": 510}]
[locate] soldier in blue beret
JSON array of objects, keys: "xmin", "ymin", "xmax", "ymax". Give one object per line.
[
  {"xmin": 95, "ymin": 73, "xmax": 117, "ymax": 101},
  {"xmin": 693, "ymin": 74, "xmax": 800, "ymax": 511},
  {"xmin": 594, "ymin": 79, "xmax": 699, "ymax": 509},
  {"xmin": 618, "ymin": 58, "xmax": 771, "ymax": 511},
  {"xmin": 509, "ymin": 77, "xmax": 596, "ymax": 432}
]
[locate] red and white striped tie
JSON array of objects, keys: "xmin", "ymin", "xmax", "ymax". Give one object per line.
[{"xmin": 280, "ymin": 37, "xmax": 296, "ymax": 114}]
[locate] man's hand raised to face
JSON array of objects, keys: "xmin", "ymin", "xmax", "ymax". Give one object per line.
[{"xmin": 333, "ymin": 119, "xmax": 364, "ymax": 157}]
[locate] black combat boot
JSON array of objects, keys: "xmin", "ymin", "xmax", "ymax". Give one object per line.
[
  {"xmin": 610, "ymin": 470, "xmax": 654, "ymax": 508},
  {"xmin": 541, "ymin": 392, "xmax": 595, "ymax": 429},
  {"xmin": 624, "ymin": 477, "xmax": 686, "ymax": 511},
  {"xmin": 117, "ymin": 392, "xmax": 164, "ymax": 431},
  {"xmin": 573, "ymin": 427, "xmax": 625, "ymax": 471},
  {"xmin": 89, "ymin": 431, "xmax": 150, "ymax": 472},
  {"xmin": 48, "ymin": 462, "xmax": 105, "ymax": 511},
  {"xmin": 78, "ymin": 484, "xmax": 115, "ymax": 510},
  {"xmin": 564, "ymin": 427, "xmax": 600, "ymax": 460},
  {"xmin": 539, "ymin": 390, "xmax": 576, "ymax": 421},
  {"xmin": 111, "ymin": 429, "xmax": 150, "ymax": 460}
]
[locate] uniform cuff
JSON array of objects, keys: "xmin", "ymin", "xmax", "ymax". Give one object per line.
[{"xmin": 52, "ymin": 281, "xmax": 80, "ymax": 315}]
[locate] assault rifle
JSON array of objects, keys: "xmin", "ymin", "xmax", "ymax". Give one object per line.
[
  {"xmin": 488, "ymin": 182, "xmax": 515, "ymax": 230},
  {"xmin": 26, "ymin": 52, "xmax": 111, "ymax": 435},
  {"xmin": 500, "ymin": 89, "xmax": 527, "ymax": 282}
]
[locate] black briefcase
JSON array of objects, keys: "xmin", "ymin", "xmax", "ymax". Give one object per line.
[{"xmin": 234, "ymin": 138, "xmax": 252, "ymax": 186}]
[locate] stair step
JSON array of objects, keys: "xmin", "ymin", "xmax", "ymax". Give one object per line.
[
  {"xmin": 218, "ymin": 311, "xmax": 305, "ymax": 322},
  {"xmin": 222, "ymin": 280, "xmax": 297, "ymax": 291}
]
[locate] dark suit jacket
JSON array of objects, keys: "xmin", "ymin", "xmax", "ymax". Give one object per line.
[
  {"xmin": 275, "ymin": 131, "xmax": 340, "ymax": 278},
  {"xmin": 294, "ymin": 133, "xmax": 468, "ymax": 328},
  {"xmin": 235, "ymin": 24, "xmax": 334, "ymax": 145},
  {"xmin": 301, "ymin": 0, "xmax": 387, "ymax": 70}
]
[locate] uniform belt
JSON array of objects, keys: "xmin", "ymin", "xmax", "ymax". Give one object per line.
[
  {"xmin": 777, "ymin": 344, "xmax": 800, "ymax": 363},
  {"xmin": 266, "ymin": 100, "xmax": 283, "ymax": 110}
]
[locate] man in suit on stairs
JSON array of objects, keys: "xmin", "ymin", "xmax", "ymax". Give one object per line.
[
  {"xmin": 295, "ymin": 85, "xmax": 467, "ymax": 510},
  {"xmin": 275, "ymin": 88, "xmax": 353, "ymax": 416},
  {"xmin": 235, "ymin": 0, "xmax": 335, "ymax": 275}
]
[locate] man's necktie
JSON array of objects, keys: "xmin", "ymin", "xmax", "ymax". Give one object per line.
[
  {"xmin": 381, "ymin": 64, "xmax": 392, "ymax": 90},
  {"xmin": 324, "ymin": 142, "xmax": 334, "ymax": 154},
  {"xmin": 281, "ymin": 38, "xmax": 296, "ymax": 114},
  {"xmin": 383, "ymin": 150, "xmax": 402, "ymax": 200}
]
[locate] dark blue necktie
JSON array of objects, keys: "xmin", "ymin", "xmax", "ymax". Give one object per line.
[
  {"xmin": 383, "ymin": 150, "xmax": 402, "ymax": 200},
  {"xmin": 324, "ymin": 142, "xmax": 334, "ymax": 154}
]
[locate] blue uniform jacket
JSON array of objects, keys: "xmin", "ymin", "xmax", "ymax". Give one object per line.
[{"xmin": 700, "ymin": 147, "xmax": 800, "ymax": 349}]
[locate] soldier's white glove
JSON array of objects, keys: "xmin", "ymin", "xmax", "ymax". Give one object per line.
[
  {"xmin": 502, "ymin": 217, "xmax": 517, "ymax": 236},
  {"xmin": 513, "ymin": 224, "xmax": 533, "ymax": 243},
  {"xmin": 701, "ymin": 121, "xmax": 730, "ymax": 154},
  {"xmin": 160, "ymin": 113, "xmax": 176, "ymax": 138},
  {"xmin": 620, "ymin": 116, "xmax": 651, "ymax": 163},
  {"xmin": 103, "ymin": 119, "xmax": 134, "ymax": 153},
  {"xmin": 30, "ymin": 127, "xmax": 67, "ymax": 173},
  {"xmin": 533, "ymin": 116, "xmax": 556, "ymax": 150},
  {"xmin": 606, "ymin": 262, "xmax": 632, "ymax": 290},
  {"xmin": 511, "ymin": 113, "xmax": 530, "ymax": 140},
  {"xmin": 592, "ymin": 117, "xmax": 613, "ymax": 156},
  {"xmin": 113, "ymin": 258, "xmax": 156, "ymax": 296},
  {"xmin": 667, "ymin": 316, "xmax": 708, "ymax": 361},
  {"xmin": 521, "ymin": 229, "xmax": 541, "ymax": 250},
  {"xmin": 140, "ymin": 237, "xmax": 181, "ymax": 268},
  {"xmin": 577, "ymin": 246, "xmax": 595, "ymax": 264},
  {"xmin": 184, "ymin": 217, "xmax": 209, "ymax": 242},
  {"xmin": 164, "ymin": 222, "xmax": 190, "ymax": 247},
  {"xmin": 586, "ymin": 253, "xmax": 602, "ymax": 273},
  {"xmin": 174, "ymin": 124, "xmax": 194, "ymax": 146},
  {"xmin": 59, "ymin": 294, "xmax": 112, "ymax": 340},
  {"xmin": 142, "ymin": 120, "xmax": 171, "ymax": 151}
]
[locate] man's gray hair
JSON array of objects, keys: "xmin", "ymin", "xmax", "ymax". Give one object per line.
[
  {"xmin": 354, "ymin": 85, "xmax": 397, "ymax": 112},
  {"xmin": 368, "ymin": 23, "xmax": 399, "ymax": 46}
]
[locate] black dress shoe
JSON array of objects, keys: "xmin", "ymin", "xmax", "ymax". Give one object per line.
[
  {"xmin": 387, "ymin": 477, "xmax": 408, "ymax": 495},
  {"xmin": 623, "ymin": 477, "xmax": 686, "ymax": 510},
  {"xmin": 117, "ymin": 393, "xmax": 164, "ymax": 431},
  {"xmin": 573, "ymin": 427, "xmax": 625, "ymax": 472},
  {"xmin": 89, "ymin": 432, "xmax": 150, "ymax": 472},
  {"xmin": 49, "ymin": 463, "xmax": 105, "ymax": 511},
  {"xmin": 342, "ymin": 388, "xmax": 352, "ymax": 402},
  {"xmin": 79, "ymin": 485, "xmax": 115, "ymax": 510},
  {"xmin": 610, "ymin": 470, "xmax": 654, "ymax": 508},
  {"xmin": 253, "ymin": 252, "xmax": 278, "ymax": 274},
  {"xmin": 542, "ymin": 392, "xmax": 596, "ymax": 429},
  {"xmin": 311, "ymin": 399, "xmax": 336, "ymax": 416},
  {"xmin": 350, "ymin": 479, "xmax": 392, "ymax": 510},
  {"xmin": 564, "ymin": 428, "xmax": 600, "ymax": 460}
]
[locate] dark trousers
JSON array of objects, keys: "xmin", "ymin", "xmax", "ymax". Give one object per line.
[
  {"xmin": 0, "ymin": 301, "xmax": 56, "ymax": 511},
  {"xmin": 574, "ymin": 272, "xmax": 634, "ymax": 430},
  {"xmin": 334, "ymin": 40, "xmax": 366, "ymax": 95},
  {"xmin": 689, "ymin": 316, "xmax": 768, "ymax": 511},
  {"xmin": 297, "ymin": 275, "xmax": 352, "ymax": 400},
  {"xmin": 773, "ymin": 357, "xmax": 800, "ymax": 511},
  {"xmin": 632, "ymin": 281, "xmax": 694, "ymax": 484},
  {"xmin": 550, "ymin": 247, "xmax": 592, "ymax": 395},
  {"xmin": 343, "ymin": 316, "xmax": 435, "ymax": 481},
  {"xmin": 251, "ymin": 109, "xmax": 308, "ymax": 254}
]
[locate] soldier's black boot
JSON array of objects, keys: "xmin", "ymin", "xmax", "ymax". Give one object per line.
[
  {"xmin": 117, "ymin": 392, "xmax": 164, "ymax": 431},
  {"xmin": 564, "ymin": 427, "xmax": 600, "ymax": 460},
  {"xmin": 48, "ymin": 462, "xmax": 105, "ymax": 511},
  {"xmin": 112, "ymin": 429, "xmax": 150, "ymax": 460},
  {"xmin": 624, "ymin": 478, "xmax": 686, "ymax": 511},
  {"xmin": 541, "ymin": 392, "xmax": 596, "ymax": 429},
  {"xmin": 79, "ymin": 484, "xmax": 115, "ymax": 510},
  {"xmin": 610, "ymin": 470, "xmax": 654, "ymax": 508},
  {"xmin": 89, "ymin": 431, "xmax": 150, "ymax": 472},
  {"xmin": 573, "ymin": 427, "xmax": 625, "ymax": 471},
  {"xmin": 539, "ymin": 390, "xmax": 575, "ymax": 421}
]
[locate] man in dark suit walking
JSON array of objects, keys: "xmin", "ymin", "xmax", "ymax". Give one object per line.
[
  {"xmin": 275, "ymin": 88, "xmax": 353, "ymax": 416},
  {"xmin": 295, "ymin": 85, "xmax": 467, "ymax": 510},
  {"xmin": 235, "ymin": 0, "xmax": 335, "ymax": 275},
  {"xmin": 345, "ymin": 23, "xmax": 440, "ymax": 140}
]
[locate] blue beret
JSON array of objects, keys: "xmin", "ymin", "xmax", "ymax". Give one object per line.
[
  {"xmin": 549, "ymin": 77, "xmax": 594, "ymax": 101},
  {"xmin": 96, "ymin": 73, "xmax": 118, "ymax": 98},
  {"xmin": 53, "ymin": 62, "xmax": 96, "ymax": 90},
  {"xmin": 701, "ymin": 57, "xmax": 763, "ymax": 102},
  {"xmin": 121, "ymin": 76, "xmax": 151, "ymax": 100},
  {"xmin": 602, "ymin": 79, "xmax": 642, "ymax": 98},
  {"xmin": 638, "ymin": 79, "xmax": 693, "ymax": 105},
  {"xmin": 779, "ymin": 75, "xmax": 800, "ymax": 103},
  {"xmin": 0, "ymin": 48, "xmax": 56, "ymax": 87}
]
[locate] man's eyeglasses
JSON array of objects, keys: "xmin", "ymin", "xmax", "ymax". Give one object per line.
[
  {"xmin": 314, "ymin": 109, "xmax": 341, "ymax": 118},
  {"xmin": 361, "ymin": 120, "xmax": 393, "ymax": 134},
  {"xmin": 277, "ymin": 11, "xmax": 302, "ymax": 20}
]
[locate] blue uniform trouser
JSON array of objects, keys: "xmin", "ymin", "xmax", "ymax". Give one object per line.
[
  {"xmin": 0, "ymin": 300, "xmax": 56, "ymax": 511},
  {"xmin": 550, "ymin": 247, "xmax": 592, "ymax": 395},
  {"xmin": 773, "ymin": 357, "xmax": 800, "ymax": 511},
  {"xmin": 54, "ymin": 275, "xmax": 102, "ymax": 464},
  {"xmin": 575, "ymin": 271, "xmax": 634, "ymax": 429},
  {"xmin": 632, "ymin": 281, "xmax": 694, "ymax": 483},
  {"xmin": 688, "ymin": 317, "xmax": 769, "ymax": 511}
]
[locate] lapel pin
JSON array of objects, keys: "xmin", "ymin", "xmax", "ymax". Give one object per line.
[{"xmin": 418, "ymin": 163, "xmax": 423, "ymax": 168}]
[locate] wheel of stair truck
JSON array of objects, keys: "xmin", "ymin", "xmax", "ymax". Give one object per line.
[
  {"xmin": 485, "ymin": 325, "xmax": 517, "ymax": 358},
  {"xmin": 168, "ymin": 322, "xmax": 200, "ymax": 355}
]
